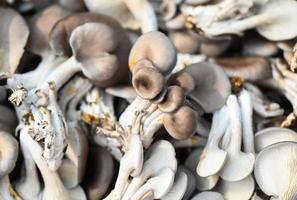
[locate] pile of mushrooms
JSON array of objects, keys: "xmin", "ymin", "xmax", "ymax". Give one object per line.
[{"xmin": 0, "ymin": 0, "xmax": 297, "ymax": 199}]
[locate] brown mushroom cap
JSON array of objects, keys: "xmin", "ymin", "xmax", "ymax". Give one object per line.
[
  {"xmin": 0, "ymin": 7, "xmax": 29, "ymax": 74},
  {"xmin": 129, "ymin": 31, "xmax": 177, "ymax": 75},
  {"xmin": 59, "ymin": 0, "xmax": 86, "ymax": 12},
  {"xmin": 169, "ymin": 30, "xmax": 200, "ymax": 54},
  {"xmin": 28, "ymin": 5, "xmax": 71, "ymax": 55},
  {"xmin": 199, "ymin": 36, "xmax": 232, "ymax": 57},
  {"xmin": 51, "ymin": 13, "xmax": 131, "ymax": 86},
  {"xmin": 185, "ymin": 62, "xmax": 231, "ymax": 113},
  {"xmin": 163, "ymin": 105, "xmax": 197, "ymax": 140},
  {"xmin": 213, "ymin": 56, "xmax": 272, "ymax": 81},
  {"xmin": 49, "ymin": 12, "xmax": 131, "ymax": 58},
  {"xmin": 132, "ymin": 66, "xmax": 165, "ymax": 100},
  {"xmin": 158, "ymin": 86, "xmax": 185, "ymax": 113},
  {"xmin": 167, "ymin": 71, "xmax": 196, "ymax": 95}
]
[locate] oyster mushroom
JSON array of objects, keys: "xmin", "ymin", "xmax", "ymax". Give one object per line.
[
  {"xmin": 197, "ymin": 106, "xmax": 229, "ymax": 177},
  {"xmin": 36, "ymin": 22, "xmax": 129, "ymax": 94},
  {"xmin": 0, "ymin": 7, "xmax": 29, "ymax": 74},
  {"xmin": 220, "ymin": 95, "xmax": 255, "ymax": 182},
  {"xmin": 254, "ymin": 141, "xmax": 297, "ymax": 200},
  {"xmin": 185, "ymin": 148, "xmax": 220, "ymax": 191}
]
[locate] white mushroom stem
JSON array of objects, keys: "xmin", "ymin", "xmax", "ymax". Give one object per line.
[
  {"xmin": 20, "ymin": 128, "xmax": 86, "ymax": 200},
  {"xmin": 16, "ymin": 128, "xmax": 41, "ymax": 200},
  {"xmin": 197, "ymin": 106, "xmax": 229, "ymax": 177},
  {"xmin": 238, "ymin": 89, "xmax": 255, "ymax": 154},
  {"xmin": 123, "ymin": 0, "xmax": 158, "ymax": 33},
  {"xmin": 7, "ymin": 54, "xmax": 64, "ymax": 89},
  {"xmin": 220, "ymin": 95, "xmax": 255, "ymax": 182}
]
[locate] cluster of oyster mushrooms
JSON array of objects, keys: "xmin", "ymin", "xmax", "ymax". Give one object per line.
[{"xmin": 0, "ymin": 0, "xmax": 297, "ymax": 199}]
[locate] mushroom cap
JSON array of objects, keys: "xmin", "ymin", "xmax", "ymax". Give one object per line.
[
  {"xmin": 186, "ymin": 62, "xmax": 231, "ymax": 113},
  {"xmin": 49, "ymin": 12, "xmax": 131, "ymax": 58},
  {"xmin": 132, "ymin": 65, "xmax": 165, "ymax": 100},
  {"xmin": 129, "ymin": 31, "xmax": 177, "ymax": 75},
  {"xmin": 191, "ymin": 192, "xmax": 224, "ymax": 200},
  {"xmin": 0, "ymin": 7, "xmax": 29, "ymax": 74},
  {"xmin": 158, "ymin": 86, "xmax": 185, "ymax": 113},
  {"xmin": 163, "ymin": 105, "xmax": 197, "ymax": 140},
  {"xmin": 254, "ymin": 142, "xmax": 297, "ymax": 199},
  {"xmin": 169, "ymin": 30, "xmax": 200, "ymax": 54},
  {"xmin": 0, "ymin": 131, "xmax": 18, "ymax": 177},
  {"xmin": 167, "ymin": 70, "xmax": 196, "ymax": 95},
  {"xmin": 255, "ymin": 127, "xmax": 297, "ymax": 153},
  {"xmin": 257, "ymin": 0, "xmax": 297, "ymax": 41},
  {"xmin": 28, "ymin": 5, "xmax": 71, "ymax": 56},
  {"xmin": 82, "ymin": 146, "xmax": 114, "ymax": 200},
  {"xmin": 59, "ymin": 0, "xmax": 86, "ymax": 12},
  {"xmin": 199, "ymin": 36, "xmax": 232, "ymax": 57},
  {"xmin": 68, "ymin": 22, "xmax": 128, "ymax": 87},
  {"xmin": 213, "ymin": 56, "xmax": 271, "ymax": 82},
  {"xmin": 215, "ymin": 175, "xmax": 255, "ymax": 200},
  {"xmin": 0, "ymin": 105, "xmax": 18, "ymax": 133},
  {"xmin": 184, "ymin": 148, "xmax": 219, "ymax": 191}
]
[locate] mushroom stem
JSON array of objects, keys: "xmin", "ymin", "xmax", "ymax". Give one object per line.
[
  {"xmin": 196, "ymin": 106, "xmax": 228, "ymax": 177},
  {"xmin": 239, "ymin": 89, "xmax": 255, "ymax": 154},
  {"xmin": 38, "ymin": 56, "xmax": 81, "ymax": 93},
  {"xmin": 0, "ymin": 176, "xmax": 22, "ymax": 200}
]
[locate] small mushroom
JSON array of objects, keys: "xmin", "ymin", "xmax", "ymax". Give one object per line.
[
  {"xmin": 213, "ymin": 56, "xmax": 271, "ymax": 82},
  {"xmin": 0, "ymin": 7, "xmax": 29, "ymax": 74},
  {"xmin": 167, "ymin": 71, "xmax": 196, "ymax": 95},
  {"xmin": 129, "ymin": 31, "xmax": 177, "ymax": 75},
  {"xmin": 163, "ymin": 105, "xmax": 197, "ymax": 140},
  {"xmin": 185, "ymin": 62, "xmax": 231, "ymax": 113},
  {"xmin": 191, "ymin": 191, "xmax": 224, "ymax": 200},
  {"xmin": 254, "ymin": 141, "xmax": 297, "ymax": 200},
  {"xmin": 197, "ymin": 106, "xmax": 228, "ymax": 177},
  {"xmin": 255, "ymin": 127, "xmax": 297, "ymax": 152},
  {"xmin": 169, "ymin": 30, "xmax": 201, "ymax": 54},
  {"xmin": 158, "ymin": 86, "xmax": 185, "ymax": 113},
  {"xmin": 220, "ymin": 95, "xmax": 255, "ymax": 182}
]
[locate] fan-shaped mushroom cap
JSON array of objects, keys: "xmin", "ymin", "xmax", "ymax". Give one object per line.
[
  {"xmin": 68, "ymin": 22, "xmax": 128, "ymax": 87},
  {"xmin": 243, "ymin": 36, "xmax": 279, "ymax": 57},
  {"xmin": 215, "ymin": 175, "xmax": 255, "ymax": 200},
  {"xmin": 163, "ymin": 105, "xmax": 197, "ymax": 140},
  {"xmin": 169, "ymin": 30, "xmax": 200, "ymax": 54},
  {"xmin": 59, "ymin": 0, "xmax": 86, "ymax": 12},
  {"xmin": 254, "ymin": 142, "xmax": 297, "ymax": 200},
  {"xmin": 50, "ymin": 12, "xmax": 131, "ymax": 58},
  {"xmin": 185, "ymin": 148, "xmax": 220, "ymax": 191},
  {"xmin": 199, "ymin": 36, "xmax": 232, "ymax": 57},
  {"xmin": 129, "ymin": 31, "xmax": 177, "ymax": 75},
  {"xmin": 0, "ymin": 7, "xmax": 29, "ymax": 74},
  {"xmin": 185, "ymin": 62, "xmax": 231, "ymax": 113},
  {"xmin": 0, "ymin": 131, "xmax": 18, "ymax": 177},
  {"xmin": 255, "ymin": 127, "xmax": 297, "ymax": 152},
  {"xmin": 158, "ymin": 86, "xmax": 185, "ymax": 113},
  {"xmin": 132, "ymin": 65, "xmax": 165, "ymax": 100},
  {"xmin": 191, "ymin": 191, "xmax": 224, "ymax": 200},
  {"xmin": 28, "ymin": 5, "xmax": 71, "ymax": 56},
  {"xmin": 82, "ymin": 146, "xmax": 114, "ymax": 200},
  {"xmin": 256, "ymin": 0, "xmax": 297, "ymax": 41},
  {"xmin": 167, "ymin": 71, "xmax": 196, "ymax": 95},
  {"xmin": 213, "ymin": 56, "xmax": 271, "ymax": 82}
]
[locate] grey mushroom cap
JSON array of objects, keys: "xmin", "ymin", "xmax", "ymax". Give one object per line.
[
  {"xmin": 0, "ymin": 7, "xmax": 29, "ymax": 74},
  {"xmin": 186, "ymin": 62, "xmax": 231, "ymax": 113}
]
